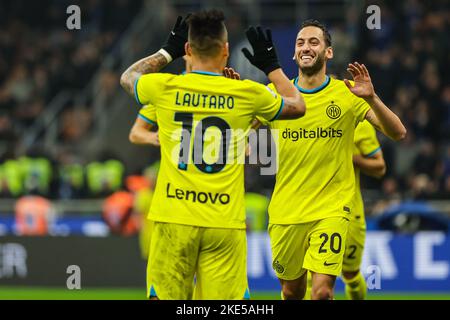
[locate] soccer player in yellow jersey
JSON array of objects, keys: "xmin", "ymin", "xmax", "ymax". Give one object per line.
[
  {"xmin": 342, "ymin": 119, "xmax": 386, "ymax": 299},
  {"xmin": 129, "ymin": 104, "xmax": 160, "ymax": 147},
  {"xmin": 253, "ymin": 19, "xmax": 406, "ymax": 300},
  {"xmin": 128, "ymin": 61, "xmax": 244, "ymax": 299},
  {"xmin": 120, "ymin": 10, "xmax": 306, "ymax": 300}
]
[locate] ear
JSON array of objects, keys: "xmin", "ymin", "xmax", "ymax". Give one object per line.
[
  {"xmin": 185, "ymin": 42, "xmax": 192, "ymax": 57},
  {"xmin": 185, "ymin": 42, "xmax": 191, "ymax": 56},
  {"xmin": 224, "ymin": 42, "xmax": 230, "ymax": 58},
  {"xmin": 183, "ymin": 55, "xmax": 192, "ymax": 72},
  {"xmin": 326, "ymin": 46, "xmax": 333, "ymax": 59}
]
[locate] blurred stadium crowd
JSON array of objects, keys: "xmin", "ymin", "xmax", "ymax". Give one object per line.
[
  {"xmin": 0, "ymin": 0, "xmax": 142, "ymax": 198},
  {"xmin": 0, "ymin": 1, "xmax": 448, "ymax": 221},
  {"xmin": 356, "ymin": 0, "xmax": 449, "ymax": 208}
]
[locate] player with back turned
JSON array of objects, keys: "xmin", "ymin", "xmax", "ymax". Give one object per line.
[
  {"xmin": 128, "ymin": 60, "xmax": 247, "ymax": 299},
  {"xmin": 120, "ymin": 10, "xmax": 306, "ymax": 300},
  {"xmin": 252, "ymin": 19, "xmax": 406, "ymax": 300}
]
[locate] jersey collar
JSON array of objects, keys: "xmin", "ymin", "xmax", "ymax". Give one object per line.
[
  {"xmin": 191, "ymin": 70, "xmax": 222, "ymax": 76},
  {"xmin": 294, "ymin": 75, "xmax": 330, "ymax": 94}
]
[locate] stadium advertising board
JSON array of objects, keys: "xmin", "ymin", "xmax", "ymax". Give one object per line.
[
  {"xmin": 248, "ymin": 231, "xmax": 450, "ymax": 292},
  {"xmin": 1, "ymin": 232, "xmax": 449, "ymax": 292}
]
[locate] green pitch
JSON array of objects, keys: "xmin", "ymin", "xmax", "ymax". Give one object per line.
[{"xmin": 0, "ymin": 287, "xmax": 449, "ymax": 300}]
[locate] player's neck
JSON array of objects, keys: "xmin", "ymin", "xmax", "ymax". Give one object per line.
[
  {"xmin": 191, "ymin": 60, "xmax": 224, "ymax": 75},
  {"xmin": 297, "ymin": 71, "xmax": 327, "ymax": 90}
]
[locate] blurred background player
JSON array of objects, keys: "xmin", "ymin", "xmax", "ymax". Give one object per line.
[
  {"xmin": 253, "ymin": 19, "xmax": 406, "ymax": 300},
  {"xmin": 120, "ymin": 10, "xmax": 305, "ymax": 299},
  {"xmin": 342, "ymin": 119, "xmax": 386, "ymax": 299},
  {"xmin": 15, "ymin": 195, "xmax": 55, "ymax": 236},
  {"xmin": 129, "ymin": 163, "xmax": 160, "ymax": 260},
  {"xmin": 245, "ymin": 192, "xmax": 270, "ymax": 232},
  {"xmin": 102, "ymin": 190, "xmax": 138, "ymax": 236}
]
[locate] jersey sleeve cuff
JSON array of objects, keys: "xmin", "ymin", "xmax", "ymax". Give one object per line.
[
  {"xmin": 361, "ymin": 107, "xmax": 371, "ymax": 122},
  {"xmin": 138, "ymin": 114, "xmax": 157, "ymax": 125},
  {"xmin": 269, "ymin": 98, "xmax": 284, "ymax": 122},
  {"xmin": 365, "ymin": 147, "xmax": 381, "ymax": 157},
  {"xmin": 134, "ymin": 77, "xmax": 143, "ymax": 106}
]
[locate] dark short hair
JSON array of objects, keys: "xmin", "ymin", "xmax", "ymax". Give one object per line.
[
  {"xmin": 187, "ymin": 9, "xmax": 227, "ymax": 57},
  {"xmin": 300, "ymin": 19, "xmax": 332, "ymax": 47}
]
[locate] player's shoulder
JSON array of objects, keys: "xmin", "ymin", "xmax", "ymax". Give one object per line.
[
  {"xmin": 240, "ymin": 78, "xmax": 265, "ymax": 88},
  {"xmin": 328, "ymin": 77, "xmax": 363, "ymax": 101},
  {"xmin": 141, "ymin": 72, "xmax": 178, "ymax": 82},
  {"xmin": 239, "ymin": 79, "xmax": 275, "ymax": 95},
  {"xmin": 328, "ymin": 76, "xmax": 350, "ymax": 89}
]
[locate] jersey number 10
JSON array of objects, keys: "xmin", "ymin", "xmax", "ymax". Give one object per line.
[{"xmin": 175, "ymin": 112, "xmax": 231, "ymax": 174}]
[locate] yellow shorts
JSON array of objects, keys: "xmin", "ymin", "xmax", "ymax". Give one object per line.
[
  {"xmin": 269, "ymin": 217, "xmax": 349, "ymax": 280},
  {"xmin": 342, "ymin": 216, "xmax": 366, "ymax": 273},
  {"xmin": 147, "ymin": 222, "xmax": 249, "ymax": 300},
  {"xmin": 139, "ymin": 218, "xmax": 153, "ymax": 260}
]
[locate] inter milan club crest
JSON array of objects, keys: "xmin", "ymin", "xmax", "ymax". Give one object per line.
[
  {"xmin": 272, "ymin": 260, "xmax": 285, "ymax": 274},
  {"xmin": 326, "ymin": 101, "xmax": 341, "ymax": 119}
]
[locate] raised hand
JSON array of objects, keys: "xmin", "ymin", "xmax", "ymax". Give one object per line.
[
  {"xmin": 241, "ymin": 26, "xmax": 281, "ymax": 75},
  {"xmin": 223, "ymin": 67, "xmax": 241, "ymax": 80},
  {"xmin": 161, "ymin": 14, "xmax": 191, "ymax": 61},
  {"xmin": 344, "ymin": 62, "xmax": 375, "ymax": 99}
]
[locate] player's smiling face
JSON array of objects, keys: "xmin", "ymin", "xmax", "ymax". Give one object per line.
[{"xmin": 294, "ymin": 26, "xmax": 333, "ymax": 76}]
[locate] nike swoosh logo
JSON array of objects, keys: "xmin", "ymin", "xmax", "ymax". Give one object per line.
[
  {"xmin": 324, "ymin": 261, "xmax": 338, "ymax": 266},
  {"xmin": 267, "ymin": 47, "xmax": 273, "ymax": 51},
  {"xmin": 171, "ymin": 31, "xmax": 175, "ymax": 35}
]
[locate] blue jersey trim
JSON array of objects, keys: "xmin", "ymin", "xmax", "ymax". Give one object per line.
[
  {"xmin": 149, "ymin": 285, "xmax": 157, "ymax": 298},
  {"xmin": 365, "ymin": 147, "xmax": 381, "ymax": 158},
  {"xmin": 138, "ymin": 114, "xmax": 157, "ymax": 125},
  {"xmin": 294, "ymin": 75, "xmax": 330, "ymax": 94},
  {"xmin": 134, "ymin": 77, "xmax": 143, "ymax": 106},
  {"xmin": 191, "ymin": 70, "xmax": 222, "ymax": 76},
  {"xmin": 270, "ymin": 99, "xmax": 285, "ymax": 121},
  {"xmin": 243, "ymin": 288, "xmax": 251, "ymax": 300}
]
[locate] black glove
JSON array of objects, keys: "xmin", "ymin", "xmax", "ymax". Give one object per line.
[
  {"xmin": 241, "ymin": 26, "xmax": 281, "ymax": 75},
  {"xmin": 161, "ymin": 14, "xmax": 190, "ymax": 61}
]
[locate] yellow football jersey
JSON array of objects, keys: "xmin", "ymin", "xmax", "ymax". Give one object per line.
[
  {"xmin": 135, "ymin": 71, "xmax": 284, "ymax": 229},
  {"xmin": 353, "ymin": 119, "xmax": 381, "ymax": 221},
  {"xmin": 138, "ymin": 104, "xmax": 157, "ymax": 125},
  {"xmin": 263, "ymin": 76, "xmax": 371, "ymax": 224}
]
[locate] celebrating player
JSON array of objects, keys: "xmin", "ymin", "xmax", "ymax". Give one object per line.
[
  {"xmin": 343, "ymin": 120, "xmax": 386, "ymax": 299},
  {"xmin": 120, "ymin": 10, "xmax": 305, "ymax": 300},
  {"xmin": 250, "ymin": 19, "xmax": 406, "ymax": 300}
]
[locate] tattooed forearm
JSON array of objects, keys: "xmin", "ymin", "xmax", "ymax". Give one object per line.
[{"xmin": 120, "ymin": 52, "xmax": 169, "ymax": 96}]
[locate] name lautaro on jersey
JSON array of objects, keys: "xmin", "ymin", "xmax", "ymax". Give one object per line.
[
  {"xmin": 175, "ymin": 91, "xmax": 235, "ymax": 109},
  {"xmin": 166, "ymin": 183, "xmax": 230, "ymax": 205},
  {"xmin": 282, "ymin": 127, "xmax": 343, "ymax": 141}
]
